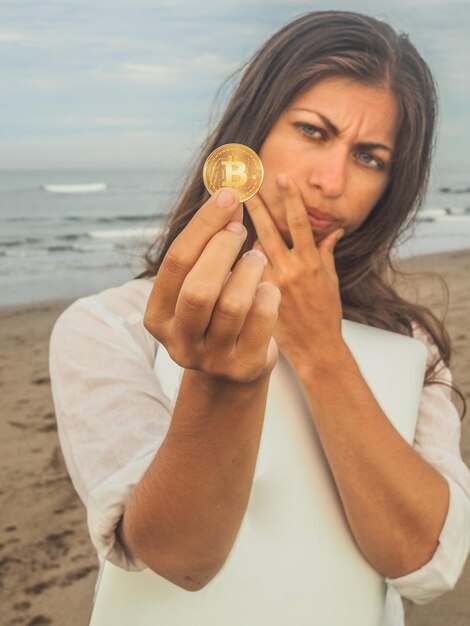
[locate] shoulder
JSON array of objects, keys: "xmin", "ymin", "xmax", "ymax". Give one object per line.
[
  {"xmin": 55, "ymin": 276, "xmax": 156, "ymax": 326},
  {"xmin": 409, "ymin": 322, "xmax": 458, "ymax": 421},
  {"xmin": 52, "ymin": 278, "xmax": 154, "ymax": 334},
  {"xmin": 50, "ymin": 276, "xmax": 157, "ymax": 364},
  {"xmin": 410, "ymin": 321, "xmax": 448, "ymax": 378}
]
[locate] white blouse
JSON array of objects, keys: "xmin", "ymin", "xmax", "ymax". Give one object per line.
[{"xmin": 48, "ymin": 277, "xmax": 470, "ymax": 626}]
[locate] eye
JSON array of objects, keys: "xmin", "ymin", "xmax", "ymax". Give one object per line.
[
  {"xmin": 356, "ymin": 152, "xmax": 385, "ymax": 171},
  {"xmin": 295, "ymin": 122, "xmax": 326, "ymax": 141},
  {"xmin": 294, "ymin": 122, "xmax": 388, "ymax": 172}
]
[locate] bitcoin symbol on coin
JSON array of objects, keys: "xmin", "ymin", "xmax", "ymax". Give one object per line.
[
  {"xmin": 221, "ymin": 156, "xmax": 248, "ymax": 188},
  {"xmin": 203, "ymin": 143, "xmax": 264, "ymax": 203}
]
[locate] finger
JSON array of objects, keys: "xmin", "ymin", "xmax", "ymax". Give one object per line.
[
  {"xmin": 276, "ymin": 174, "xmax": 318, "ymax": 259},
  {"xmin": 205, "ymin": 249, "xmax": 268, "ymax": 347},
  {"xmin": 244, "ymin": 193, "xmax": 289, "ymax": 270},
  {"xmin": 251, "ymin": 239, "xmax": 276, "ymax": 284},
  {"xmin": 148, "ymin": 187, "xmax": 242, "ymax": 324},
  {"xmin": 173, "ymin": 222, "xmax": 248, "ymax": 341},
  {"xmin": 252, "ymin": 238, "xmax": 268, "ymax": 258},
  {"xmin": 318, "ymin": 228, "xmax": 345, "ymax": 277},
  {"xmin": 236, "ymin": 281, "xmax": 281, "ymax": 366}
]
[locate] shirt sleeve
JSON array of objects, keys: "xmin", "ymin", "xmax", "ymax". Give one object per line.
[
  {"xmin": 384, "ymin": 325, "xmax": 470, "ymax": 604},
  {"xmin": 48, "ymin": 278, "xmax": 172, "ymax": 572}
]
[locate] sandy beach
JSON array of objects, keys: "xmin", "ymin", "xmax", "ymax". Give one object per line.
[{"xmin": 1, "ymin": 249, "xmax": 469, "ymax": 626}]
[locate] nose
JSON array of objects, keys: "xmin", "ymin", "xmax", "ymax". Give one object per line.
[{"xmin": 307, "ymin": 145, "xmax": 348, "ymax": 198}]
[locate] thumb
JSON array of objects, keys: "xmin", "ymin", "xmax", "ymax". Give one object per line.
[
  {"xmin": 320, "ymin": 228, "xmax": 345, "ymax": 274},
  {"xmin": 324, "ymin": 228, "xmax": 345, "ymax": 254}
]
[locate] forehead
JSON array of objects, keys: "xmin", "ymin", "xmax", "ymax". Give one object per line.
[{"xmin": 287, "ymin": 76, "xmax": 399, "ymax": 147}]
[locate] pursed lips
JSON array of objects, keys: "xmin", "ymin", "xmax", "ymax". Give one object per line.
[{"xmin": 305, "ymin": 206, "xmax": 336, "ymax": 222}]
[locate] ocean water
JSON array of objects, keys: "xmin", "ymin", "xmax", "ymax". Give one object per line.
[{"xmin": 0, "ymin": 167, "xmax": 469, "ymax": 307}]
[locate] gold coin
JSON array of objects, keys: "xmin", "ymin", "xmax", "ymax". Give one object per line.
[{"xmin": 202, "ymin": 143, "xmax": 264, "ymax": 203}]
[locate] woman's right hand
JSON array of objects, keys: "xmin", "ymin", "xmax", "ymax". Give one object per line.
[{"xmin": 143, "ymin": 187, "xmax": 281, "ymax": 383}]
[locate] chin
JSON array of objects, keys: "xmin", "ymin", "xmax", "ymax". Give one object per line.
[{"xmin": 313, "ymin": 229, "xmax": 329, "ymax": 242}]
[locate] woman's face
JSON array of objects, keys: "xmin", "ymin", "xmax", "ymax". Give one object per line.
[{"xmin": 257, "ymin": 76, "xmax": 399, "ymax": 246}]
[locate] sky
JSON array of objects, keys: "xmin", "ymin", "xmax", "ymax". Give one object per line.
[{"xmin": 1, "ymin": 0, "xmax": 469, "ymax": 171}]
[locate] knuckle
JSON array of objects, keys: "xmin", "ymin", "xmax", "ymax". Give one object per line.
[
  {"xmin": 204, "ymin": 363, "xmax": 229, "ymax": 380},
  {"xmin": 195, "ymin": 354, "xmax": 230, "ymax": 380},
  {"xmin": 277, "ymin": 270, "xmax": 291, "ymax": 285},
  {"xmin": 198, "ymin": 210, "xmax": 216, "ymax": 231},
  {"xmin": 143, "ymin": 314, "xmax": 162, "ymax": 339},
  {"xmin": 275, "ymin": 269, "xmax": 294, "ymax": 288},
  {"xmin": 164, "ymin": 248, "xmax": 191, "ymax": 275},
  {"xmin": 167, "ymin": 343, "xmax": 198, "ymax": 370},
  {"xmin": 278, "ymin": 265, "xmax": 304, "ymax": 286},
  {"xmin": 257, "ymin": 223, "xmax": 278, "ymax": 240},
  {"xmin": 180, "ymin": 285, "xmax": 214, "ymax": 310},
  {"xmin": 217, "ymin": 297, "xmax": 245, "ymax": 319},
  {"xmin": 143, "ymin": 314, "xmax": 154, "ymax": 333},
  {"xmin": 231, "ymin": 357, "xmax": 264, "ymax": 383},
  {"xmin": 289, "ymin": 214, "xmax": 305, "ymax": 229}
]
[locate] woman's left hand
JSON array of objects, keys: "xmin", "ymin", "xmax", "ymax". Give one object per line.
[{"xmin": 244, "ymin": 174, "xmax": 346, "ymax": 370}]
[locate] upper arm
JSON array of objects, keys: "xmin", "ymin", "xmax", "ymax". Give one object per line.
[
  {"xmin": 48, "ymin": 290, "xmax": 172, "ymax": 569},
  {"xmin": 385, "ymin": 324, "xmax": 470, "ymax": 602}
]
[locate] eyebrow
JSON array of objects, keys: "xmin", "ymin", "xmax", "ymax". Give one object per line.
[{"xmin": 292, "ymin": 108, "xmax": 393, "ymax": 153}]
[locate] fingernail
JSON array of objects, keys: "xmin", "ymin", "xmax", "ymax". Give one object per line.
[
  {"xmin": 242, "ymin": 250, "xmax": 267, "ymax": 265},
  {"xmin": 216, "ymin": 188, "xmax": 237, "ymax": 208},
  {"xmin": 276, "ymin": 174, "xmax": 289, "ymax": 189}
]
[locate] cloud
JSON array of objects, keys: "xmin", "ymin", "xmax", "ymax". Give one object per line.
[
  {"xmin": 121, "ymin": 62, "xmax": 177, "ymax": 82},
  {"xmin": 0, "ymin": 129, "xmax": 207, "ymax": 169},
  {"xmin": 0, "ymin": 31, "xmax": 31, "ymax": 44},
  {"xmin": 56, "ymin": 115, "xmax": 157, "ymax": 129},
  {"xmin": 191, "ymin": 54, "xmax": 239, "ymax": 73},
  {"xmin": 2, "ymin": 0, "xmax": 468, "ymax": 169},
  {"xmin": 88, "ymin": 53, "xmax": 238, "ymax": 86}
]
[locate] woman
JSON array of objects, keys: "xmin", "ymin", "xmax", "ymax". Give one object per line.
[{"xmin": 49, "ymin": 10, "xmax": 470, "ymax": 625}]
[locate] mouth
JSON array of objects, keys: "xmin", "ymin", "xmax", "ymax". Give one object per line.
[
  {"xmin": 306, "ymin": 207, "xmax": 336, "ymax": 230},
  {"xmin": 306, "ymin": 206, "xmax": 335, "ymax": 220}
]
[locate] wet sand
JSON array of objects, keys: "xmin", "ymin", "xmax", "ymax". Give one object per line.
[{"xmin": 1, "ymin": 249, "xmax": 469, "ymax": 626}]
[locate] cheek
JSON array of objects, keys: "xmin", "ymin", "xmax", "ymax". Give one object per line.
[
  {"xmin": 259, "ymin": 173, "xmax": 280, "ymax": 211},
  {"xmin": 353, "ymin": 177, "xmax": 388, "ymax": 213},
  {"xmin": 257, "ymin": 185, "xmax": 290, "ymax": 235},
  {"xmin": 259, "ymin": 134, "xmax": 290, "ymax": 176}
]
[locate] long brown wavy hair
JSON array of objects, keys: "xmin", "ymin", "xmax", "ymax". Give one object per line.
[{"xmin": 134, "ymin": 10, "xmax": 466, "ymax": 419}]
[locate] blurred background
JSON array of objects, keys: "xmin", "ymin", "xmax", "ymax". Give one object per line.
[{"xmin": 1, "ymin": 0, "xmax": 469, "ymax": 307}]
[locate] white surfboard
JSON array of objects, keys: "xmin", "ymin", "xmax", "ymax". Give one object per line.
[{"xmin": 88, "ymin": 319, "xmax": 427, "ymax": 626}]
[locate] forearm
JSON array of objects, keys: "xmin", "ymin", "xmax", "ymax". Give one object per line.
[
  {"xmin": 117, "ymin": 367, "xmax": 271, "ymax": 590},
  {"xmin": 295, "ymin": 340, "xmax": 450, "ymax": 579}
]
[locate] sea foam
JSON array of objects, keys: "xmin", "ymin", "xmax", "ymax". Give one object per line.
[
  {"xmin": 88, "ymin": 227, "xmax": 161, "ymax": 239},
  {"xmin": 42, "ymin": 183, "xmax": 107, "ymax": 193}
]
